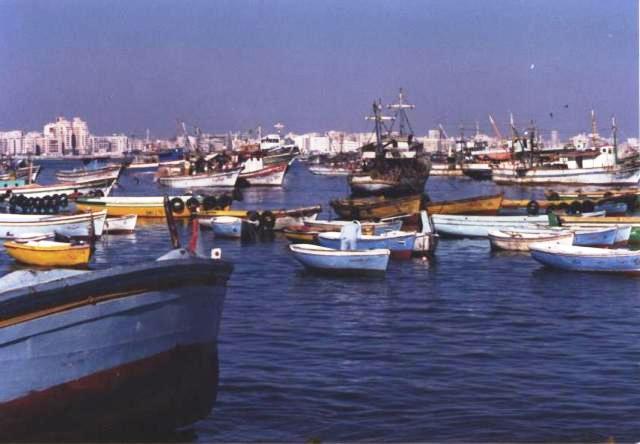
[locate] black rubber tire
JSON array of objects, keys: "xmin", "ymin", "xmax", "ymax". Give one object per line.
[
  {"xmin": 186, "ymin": 197, "xmax": 200, "ymax": 212},
  {"xmin": 260, "ymin": 210, "xmax": 276, "ymax": 230},
  {"xmin": 60, "ymin": 194, "xmax": 69, "ymax": 208},
  {"xmin": 581, "ymin": 200, "xmax": 595, "ymax": 213},
  {"xmin": 526, "ymin": 200, "xmax": 540, "ymax": 215},
  {"xmin": 94, "ymin": 189, "xmax": 104, "ymax": 197},
  {"xmin": 569, "ymin": 200, "xmax": 582, "ymax": 215},
  {"xmin": 202, "ymin": 196, "xmax": 218, "ymax": 211},
  {"xmin": 217, "ymin": 194, "xmax": 232, "ymax": 209},
  {"xmin": 170, "ymin": 197, "xmax": 185, "ymax": 214},
  {"xmin": 547, "ymin": 191, "xmax": 560, "ymax": 201}
]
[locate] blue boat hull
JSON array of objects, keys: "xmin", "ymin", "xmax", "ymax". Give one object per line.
[
  {"xmin": 531, "ymin": 249, "xmax": 640, "ymax": 273},
  {"xmin": 573, "ymin": 227, "xmax": 617, "ymax": 247},
  {"xmin": 318, "ymin": 234, "xmax": 415, "ymax": 258}
]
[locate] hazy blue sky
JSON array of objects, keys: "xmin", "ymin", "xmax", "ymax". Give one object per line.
[{"xmin": 0, "ymin": 0, "xmax": 637, "ymax": 140}]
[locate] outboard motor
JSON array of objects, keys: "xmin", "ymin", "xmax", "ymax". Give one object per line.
[{"xmin": 340, "ymin": 221, "xmax": 361, "ymax": 251}]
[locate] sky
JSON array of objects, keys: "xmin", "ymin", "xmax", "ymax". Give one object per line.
[{"xmin": 0, "ymin": 0, "xmax": 637, "ymax": 140}]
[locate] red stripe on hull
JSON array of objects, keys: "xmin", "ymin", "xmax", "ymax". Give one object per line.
[{"xmin": 0, "ymin": 342, "xmax": 219, "ymax": 440}]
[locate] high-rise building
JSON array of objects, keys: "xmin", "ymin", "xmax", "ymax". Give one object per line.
[{"xmin": 43, "ymin": 116, "xmax": 89, "ymax": 156}]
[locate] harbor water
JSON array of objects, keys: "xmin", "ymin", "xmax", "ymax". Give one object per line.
[{"xmin": 10, "ymin": 160, "xmax": 640, "ymax": 442}]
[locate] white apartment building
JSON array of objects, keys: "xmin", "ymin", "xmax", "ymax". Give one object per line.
[
  {"xmin": 90, "ymin": 134, "xmax": 129, "ymax": 155},
  {"xmin": 43, "ymin": 116, "xmax": 90, "ymax": 155}
]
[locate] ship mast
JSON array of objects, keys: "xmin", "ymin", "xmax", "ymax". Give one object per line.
[
  {"xmin": 387, "ymin": 88, "xmax": 415, "ymax": 137},
  {"xmin": 612, "ymin": 115, "xmax": 618, "ymax": 164},
  {"xmin": 365, "ymin": 100, "xmax": 394, "ymax": 158}
]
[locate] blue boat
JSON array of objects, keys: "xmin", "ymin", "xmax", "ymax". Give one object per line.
[
  {"xmin": 530, "ymin": 243, "xmax": 640, "ymax": 273},
  {"xmin": 572, "ymin": 226, "xmax": 618, "ymax": 247},
  {"xmin": 0, "ymin": 248, "xmax": 233, "ymax": 439},
  {"xmin": 318, "ymin": 229, "xmax": 416, "ymax": 259}
]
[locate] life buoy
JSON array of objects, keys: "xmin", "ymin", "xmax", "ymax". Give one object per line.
[
  {"xmin": 170, "ymin": 197, "xmax": 185, "ymax": 214},
  {"xmin": 526, "ymin": 200, "xmax": 540, "ymax": 215},
  {"xmin": 260, "ymin": 210, "xmax": 276, "ymax": 230},
  {"xmin": 202, "ymin": 195, "xmax": 218, "ymax": 211}
]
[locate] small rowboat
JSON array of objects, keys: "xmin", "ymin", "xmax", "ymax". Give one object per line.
[
  {"xmin": 289, "ymin": 244, "xmax": 390, "ymax": 274},
  {"xmin": 200, "ymin": 216, "xmax": 242, "ymax": 239},
  {"xmin": 553, "ymin": 214, "xmax": 640, "ymax": 244},
  {"xmin": 572, "ymin": 226, "xmax": 618, "ymax": 247},
  {"xmin": 425, "ymin": 193, "xmax": 504, "ymax": 215},
  {"xmin": 530, "ymin": 243, "xmax": 640, "ymax": 273},
  {"xmin": 0, "ymin": 211, "xmax": 107, "ymax": 239},
  {"xmin": 56, "ymin": 164, "xmax": 122, "ymax": 183},
  {"xmin": 304, "ymin": 219, "xmax": 402, "ymax": 234},
  {"xmin": 4, "ymin": 239, "xmax": 91, "ymax": 267},
  {"xmin": 104, "ymin": 214, "xmax": 137, "ymax": 234},
  {"xmin": 488, "ymin": 229, "xmax": 574, "ymax": 252},
  {"xmin": 330, "ymin": 194, "xmax": 422, "ymax": 220}
]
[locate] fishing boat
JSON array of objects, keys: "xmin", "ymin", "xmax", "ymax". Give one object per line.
[
  {"xmin": 158, "ymin": 167, "xmax": 242, "ymax": 188},
  {"xmin": 0, "ymin": 247, "xmax": 233, "ymax": 439},
  {"xmin": 4, "ymin": 239, "xmax": 91, "ymax": 267},
  {"xmin": 347, "ymin": 90, "xmax": 431, "ymax": 197},
  {"xmin": 75, "ymin": 195, "xmax": 238, "ymax": 218},
  {"xmin": 488, "ymin": 229, "xmax": 574, "ymax": 252},
  {"xmin": 0, "ymin": 211, "xmax": 107, "ymax": 239},
  {"xmin": 318, "ymin": 229, "xmax": 416, "ymax": 259},
  {"xmin": 238, "ymin": 157, "xmax": 289, "ymax": 186},
  {"xmin": 104, "ymin": 214, "xmax": 138, "ymax": 234},
  {"xmin": 529, "ymin": 243, "xmax": 640, "ymax": 273},
  {"xmin": 330, "ymin": 194, "xmax": 422, "ymax": 220},
  {"xmin": 2, "ymin": 178, "xmax": 115, "ymax": 201},
  {"xmin": 0, "ymin": 163, "xmax": 40, "ymax": 183},
  {"xmin": 425, "ymin": 193, "xmax": 504, "ymax": 215},
  {"xmin": 56, "ymin": 164, "xmax": 122, "ymax": 183},
  {"xmin": 461, "ymin": 162, "xmax": 493, "ymax": 180}
]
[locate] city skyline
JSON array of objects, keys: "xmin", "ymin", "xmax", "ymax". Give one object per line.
[{"xmin": 0, "ymin": 0, "xmax": 637, "ymax": 139}]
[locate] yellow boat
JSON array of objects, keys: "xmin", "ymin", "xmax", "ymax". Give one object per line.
[
  {"xmin": 329, "ymin": 194, "xmax": 422, "ymax": 220},
  {"xmin": 4, "ymin": 240, "xmax": 91, "ymax": 267},
  {"xmin": 76, "ymin": 195, "xmax": 244, "ymax": 219},
  {"xmin": 426, "ymin": 193, "xmax": 504, "ymax": 215}
]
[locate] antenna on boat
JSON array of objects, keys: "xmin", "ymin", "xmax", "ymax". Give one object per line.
[{"xmin": 612, "ymin": 115, "xmax": 618, "ymax": 164}]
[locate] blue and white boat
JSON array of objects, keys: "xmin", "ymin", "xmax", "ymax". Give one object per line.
[
  {"xmin": 318, "ymin": 229, "xmax": 416, "ymax": 259},
  {"xmin": 0, "ymin": 247, "xmax": 233, "ymax": 439},
  {"xmin": 289, "ymin": 222, "xmax": 391, "ymax": 274},
  {"xmin": 594, "ymin": 201, "xmax": 628, "ymax": 216},
  {"xmin": 202, "ymin": 216, "xmax": 243, "ymax": 239},
  {"xmin": 530, "ymin": 243, "xmax": 640, "ymax": 273},
  {"xmin": 572, "ymin": 226, "xmax": 618, "ymax": 247}
]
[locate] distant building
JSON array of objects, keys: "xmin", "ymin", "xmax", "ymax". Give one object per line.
[
  {"xmin": 89, "ymin": 134, "xmax": 128, "ymax": 155},
  {"xmin": 43, "ymin": 116, "xmax": 89, "ymax": 156}
]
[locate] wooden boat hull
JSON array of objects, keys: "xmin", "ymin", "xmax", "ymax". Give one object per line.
[
  {"xmin": 104, "ymin": 215, "xmax": 138, "ymax": 234},
  {"xmin": 308, "ymin": 165, "xmax": 354, "ymax": 176},
  {"xmin": 158, "ymin": 168, "xmax": 241, "ymax": 188},
  {"xmin": 493, "ymin": 164, "xmax": 640, "ymax": 185},
  {"xmin": 56, "ymin": 165, "xmax": 121, "ymax": 183},
  {"xmin": 239, "ymin": 162, "xmax": 288, "ymax": 186},
  {"xmin": 0, "ymin": 256, "xmax": 232, "ymax": 439},
  {"xmin": 4, "ymin": 241, "xmax": 91, "ymax": 266},
  {"xmin": 488, "ymin": 230, "xmax": 574, "ymax": 252},
  {"xmin": 530, "ymin": 244, "xmax": 640, "ymax": 273},
  {"xmin": 330, "ymin": 194, "xmax": 422, "ymax": 220},
  {"xmin": 0, "ymin": 210, "xmax": 107, "ymax": 239},
  {"xmin": 432, "ymin": 214, "xmax": 550, "ymax": 238},
  {"xmin": 289, "ymin": 244, "xmax": 390, "ymax": 274},
  {"xmin": 426, "ymin": 193, "xmax": 503, "ymax": 215},
  {"xmin": 4, "ymin": 178, "xmax": 115, "ymax": 200},
  {"xmin": 76, "ymin": 196, "xmax": 237, "ymax": 218}
]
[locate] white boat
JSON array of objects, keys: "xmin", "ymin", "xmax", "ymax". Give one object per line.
[
  {"xmin": 432, "ymin": 212, "xmax": 605, "ymax": 238},
  {"xmin": 200, "ymin": 216, "xmax": 243, "ymax": 239},
  {"xmin": 488, "ymin": 229, "xmax": 575, "ymax": 251},
  {"xmin": 3, "ymin": 178, "xmax": 116, "ymax": 200},
  {"xmin": 289, "ymin": 222, "xmax": 390, "ymax": 274},
  {"xmin": 304, "ymin": 219, "xmax": 402, "ymax": 234},
  {"xmin": 0, "ymin": 210, "xmax": 107, "ymax": 239},
  {"xmin": 56, "ymin": 164, "xmax": 122, "ymax": 183},
  {"xmin": 104, "ymin": 214, "xmax": 137, "ymax": 234},
  {"xmin": 530, "ymin": 243, "xmax": 640, "ymax": 273},
  {"xmin": 308, "ymin": 165, "xmax": 355, "ymax": 176},
  {"xmin": 158, "ymin": 168, "xmax": 241, "ymax": 188},
  {"xmin": 239, "ymin": 158, "xmax": 289, "ymax": 186}
]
